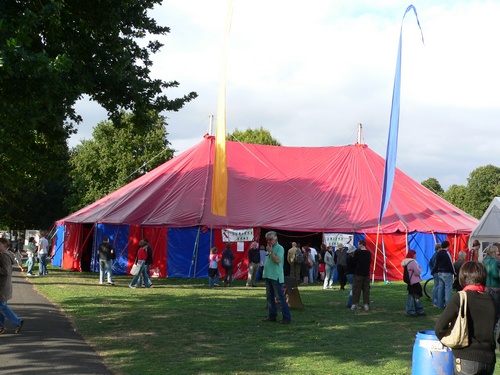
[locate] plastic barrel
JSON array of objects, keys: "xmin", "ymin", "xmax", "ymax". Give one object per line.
[{"xmin": 412, "ymin": 330, "xmax": 453, "ymax": 375}]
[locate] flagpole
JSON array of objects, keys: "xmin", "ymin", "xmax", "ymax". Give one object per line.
[
  {"xmin": 372, "ymin": 224, "xmax": 381, "ymax": 284},
  {"xmin": 211, "ymin": 0, "xmax": 234, "ymax": 217}
]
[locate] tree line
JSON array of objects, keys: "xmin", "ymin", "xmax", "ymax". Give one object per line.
[{"xmin": 421, "ymin": 165, "xmax": 500, "ymax": 219}]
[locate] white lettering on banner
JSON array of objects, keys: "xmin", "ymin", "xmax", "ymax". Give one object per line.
[
  {"xmin": 324, "ymin": 233, "xmax": 353, "ymax": 247},
  {"xmin": 221, "ymin": 229, "xmax": 254, "ymax": 243}
]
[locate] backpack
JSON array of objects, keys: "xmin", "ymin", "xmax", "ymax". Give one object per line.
[
  {"xmin": 403, "ymin": 261, "xmax": 413, "ymax": 285},
  {"xmin": 222, "ymin": 256, "xmax": 232, "ymax": 268},
  {"xmin": 295, "ymin": 250, "xmax": 305, "ymax": 264}
]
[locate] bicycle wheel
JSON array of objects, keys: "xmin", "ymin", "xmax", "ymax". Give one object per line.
[{"xmin": 423, "ymin": 278, "xmax": 434, "ymax": 299}]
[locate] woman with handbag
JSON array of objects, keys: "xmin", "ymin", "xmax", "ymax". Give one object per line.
[
  {"xmin": 129, "ymin": 241, "xmax": 152, "ymax": 289},
  {"xmin": 435, "ymin": 261, "xmax": 497, "ymax": 375}
]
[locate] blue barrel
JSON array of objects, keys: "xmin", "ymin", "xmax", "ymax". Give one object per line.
[{"xmin": 412, "ymin": 330, "xmax": 453, "ymax": 375}]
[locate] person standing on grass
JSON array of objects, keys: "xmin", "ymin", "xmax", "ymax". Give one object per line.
[
  {"xmin": 453, "ymin": 251, "xmax": 467, "ymax": 292},
  {"xmin": 323, "ymin": 245, "xmax": 335, "ymax": 289},
  {"xmin": 435, "ymin": 261, "xmax": 497, "ymax": 375},
  {"xmin": 309, "ymin": 245, "xmax": 318, "ymax": 282},
  {"xmin": 482, "ymin": 245, "xmax": 500, "ymax": 320},
  {"xmin": 208, "ymin": 247, "xmax": 220, "ymax": 287},
  {"xmin": 334, "ymin": 243, "xmax": 348, "ymax": 290},
  {"xmin": 38, "ymin": 231, "xmax": 49, "ymax": 276},
  {"xmin": 432, "ymin": 240, "xmax": 455, "ymax": 309},
  {"xmin": 429, "ymin": 242, "xmax": 441, "ymax": 307},
  {"xmin": 468, "ymin": 239, "xmax": 481, "ymax": 262},
  {"xmin": 351, "ymin": 240, "xmax": 372, "ymax": 311},
  {"xmin": 345, "ymin": 246, "xmax": 356, "ymax": 308},
  {"xmin": 26, "ymin": 237, "xmax": 37, "ymax": 276},
  {"xmin": 401, "ymin": 250, "xmax": 426, "ymax": 317},
  {"xmin": 262, "ymin": 231, "xmax": 291, "ymax": 324},
  {"xmin": 0, "ymin": 238, "xmax": 24, "ymax": 335},
  {"xmin": 98, "ymin": 237, "xmax": 115, "ymax": 285},
  {"xmin": 246, "ymin": 242, "xmax": 260, "ymax": 287},
  {"xmin": 129, "ymin": 241, "xmax": 152, "ymax": 288},
  {"xmin": 142, "ymin": 238, "xmax": 154, "ymax": 287},
  {"xmin": 221, "ymin": 243, "xmax": 235, "ymax": 287},
  {"xmin": 287, "ymin": 242, "xmax": 301, "ymax": 283}
]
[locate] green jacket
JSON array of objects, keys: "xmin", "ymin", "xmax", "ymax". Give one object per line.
[{"xmin": 483, "ymin": 255, "xmax": 500, "ymax": 288}]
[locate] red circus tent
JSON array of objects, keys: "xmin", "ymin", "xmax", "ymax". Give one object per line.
[{"xmin": 53, "ymin": 135, "xmax": 477, "ymax": 281}]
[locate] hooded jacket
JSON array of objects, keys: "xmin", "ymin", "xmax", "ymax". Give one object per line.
[{"xmin": 401, "ymin": 258, "xmax": 422, "ymax": 285}]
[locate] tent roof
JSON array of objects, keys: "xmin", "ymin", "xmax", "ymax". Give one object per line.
[
  {"xmin": 470, "ymin": 197, "xmax": 500, "ymax": 241},
  {"xmin": 58, "ymin": 135, "xmax": 477, "ymax": 233}
]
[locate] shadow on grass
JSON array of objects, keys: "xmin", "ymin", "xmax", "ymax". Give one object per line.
[{"xmin": 26, "ymin": 268, "xmax": 459, "ymax": 374}]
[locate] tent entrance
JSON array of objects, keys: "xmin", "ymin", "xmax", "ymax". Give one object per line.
[
  {"xmin": 80, "ymin": 224, "xmax": 94, "ymax": 272},
  {"xmin": 260, "ymin": 228, "xmax": 323, "ymax": 276}
]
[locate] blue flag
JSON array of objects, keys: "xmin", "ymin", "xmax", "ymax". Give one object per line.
[{"xmin": 378, "ymin": 5, "xmax": 424, "ymax": 224}]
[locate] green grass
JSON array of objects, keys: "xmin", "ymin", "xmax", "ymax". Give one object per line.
[{"xmin": 28, "ymin": 267, "xmax": 500, "ymax": 375}]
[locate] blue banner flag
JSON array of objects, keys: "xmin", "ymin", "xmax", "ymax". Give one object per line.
[{"xmin": 378, "ymin": 5, "xmax": 424, "ymax": 224}]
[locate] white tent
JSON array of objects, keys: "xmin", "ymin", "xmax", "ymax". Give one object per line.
[{"xmin": 470, "ymin": 197, "xmax": 500, "ymax": 260}]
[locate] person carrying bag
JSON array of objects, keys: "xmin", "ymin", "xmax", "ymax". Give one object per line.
[{"xmin": 435, "ymin": 261, "xmax": 498, "ymax": 375}]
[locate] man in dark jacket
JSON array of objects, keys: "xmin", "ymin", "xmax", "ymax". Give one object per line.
[
  {"xmin": 334, "ymin": 243, "xmax": 348, "ymax": 290},
  {"xmin": 98, "ymin": 237, "xmax": 115, "ymax": 285},
  {"xmin": 246, "ymin": 242, "xmax": 260, "ymax": 287},
  {"xmin": 431, "ymin": 240, "xmax": 455, "ymax": 309},
  {"xmin": 221, "ymin": 243, "xmax": 235, "ymax": 286},
  {"xmin": 351, "ymin": 240, "xmax": 372, "ymax": 311}
]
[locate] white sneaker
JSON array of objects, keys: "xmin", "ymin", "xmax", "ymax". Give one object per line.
[
  {"xmin": 364, "ymin": 304, "xmax": 369, "ymax": 311},
  {"xmin": 351, "ymin": 304, "xmax": 359, "ymax": 310}
]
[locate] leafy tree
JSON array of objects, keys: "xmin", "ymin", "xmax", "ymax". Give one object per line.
[
  {"xmin": 0, "ymin": 1, "xmax": 196, "ymax": 227},
  {"xmin": 463, "ymin": 165, "xmax": 500, "ymax": 218},
  {"xmin": 228, "ymin": 127, "xmax": 281, "ymax": 146},
  {"xmin": 65, "ymin": 111, "xmax": 173, "ymax": 212},
  {"xmin": 421, "ymin": 178, "xmax": 444, "ymax": 195},
  {"xmin": 0, "ymin": 132, "xmax": 70, "ymax": 229},
  {"xmin": 442, "ymin": 184, "xmax": 469, "ymax": 214}
]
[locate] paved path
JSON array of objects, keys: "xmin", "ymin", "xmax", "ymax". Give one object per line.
[{"xmin": 0, "ymin": 270, "xmax": 113, "ymax": 375}]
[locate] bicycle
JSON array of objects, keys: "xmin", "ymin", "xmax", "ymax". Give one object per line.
[{"xmin": 423, "ymin": 278, "xmax": 434, "ymax": 299}]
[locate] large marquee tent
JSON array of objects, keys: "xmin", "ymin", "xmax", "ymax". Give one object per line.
[{"xmin": 53, "ymin": 135, "xmax": 477, "ymax": 281}]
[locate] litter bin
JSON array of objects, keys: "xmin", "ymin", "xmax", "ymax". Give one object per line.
[{"xmin": 412, "ymin": 330, "xmax": 453, "ymax": 375}]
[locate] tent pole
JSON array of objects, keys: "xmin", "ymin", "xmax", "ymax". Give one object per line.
[
  {"xmin": 189, "ymin": 226, "xmax": 201, "ymax": 278},
  {"xmin": 382, "ymin": 237, "xmax": 389, "ymax": 284},
  {"xmin": 372, "ymin": 224, "xmax": 381, "ymax": 284},
  {"xmin": 193, "ymin": 227, "xmax": 201, "ymax": 277}
]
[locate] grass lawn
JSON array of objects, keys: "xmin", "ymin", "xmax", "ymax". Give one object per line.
[{"xmin": 28, "ymin": 268, "xmax": 500, "ymax": 375}]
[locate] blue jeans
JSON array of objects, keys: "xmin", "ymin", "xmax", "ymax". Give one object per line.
[
  {"xmin": 346, "ymin": 274, "xmax": 354, "ymax": 307},
  {"xmin": 406, "ymin": 294, "xmax": 425, "ymax": 315},
  {"xmin": 432, "ymin": 274, "xmax": 439, "ymax": 306},
  {"xmin": 453, "ymin": 357, "xmax": 494, "ymax": 375},
  {"xmin": 208, "ymin": 268, "xmax": 219, "ymax": 287},
  {"xmin": 313, "ymin": 263, "xmax": 318, "ymax": 282},
  {"xmin": 26, "ymin": 256, "xmax": 34, "ymax": 274},
  {"xmin": 308, "ymin": 267, "xmax": 314, "ymax": 283},
  {"xmin": 437, "ymin": 272, "xmax": 453, "ymax": 309},
  {"xmin": 265, "ymin": 278, "xmax": 291, "ymax": 321},
  {"xmin": 38, "ymin": 253, "xmax": 48, "ymax": 275},
  {"xmin": 323, "ymin": 265, "xmax": 335, "ymax": 288},
  {"xmin": 99, "ymin": 259, "xmax": 113, "ymax": 283},
  {"xmin": 130, "ymin": 261, "xmax": 151, "ymax": 288},
  {"xmin": 0, "ymin": 300, "xmax": 22, "ymax": 327}
]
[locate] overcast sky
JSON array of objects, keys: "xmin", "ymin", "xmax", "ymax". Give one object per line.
[{"xmin": 71, "ymin": 0, "xmax": 500, "ymax": 190}]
